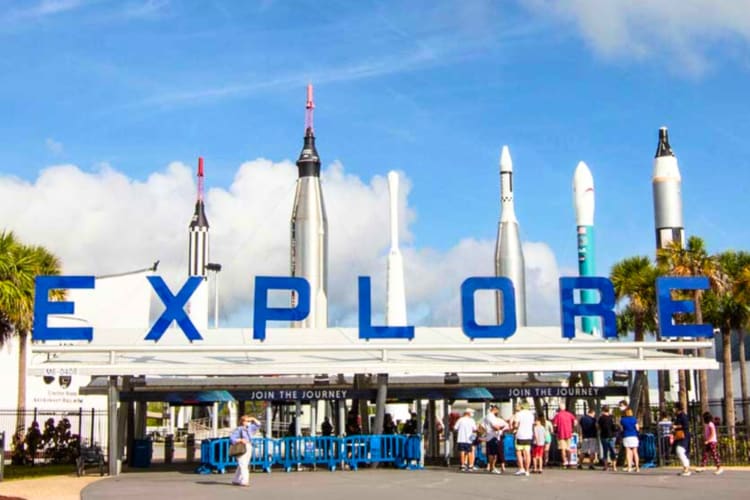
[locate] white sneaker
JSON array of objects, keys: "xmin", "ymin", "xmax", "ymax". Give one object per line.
[
  {"xmin": 680, "ymin": 471, "xmax": 692, "ymax": 477},
  {"xmin": 525, "ymin": 471, "xmax": 530, "ymax": 476},
  {"xmin": 715, "ymin": 468, "xmax": 724, "ymax": 475},
  {"xmin": 514, "ymin": 469, "xmax": 526, "ymax": 476},
  {"xmin": 491, "ymin": 468, "xmax": 502, "ymax": 475}
]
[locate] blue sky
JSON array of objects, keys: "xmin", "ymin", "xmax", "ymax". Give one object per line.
[{"xmin": 2, "ymin": 0, "xmax": 750, "ymax": 327}]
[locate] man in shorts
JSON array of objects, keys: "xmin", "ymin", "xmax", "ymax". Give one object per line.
[
  {"xmin": 513, "ymin": 400, "xmax": 535, "ymax": 476},
  {"xmin": 552, "ymin": 403, "xmax": 578, "ymax": 468},
  {"xmin": 454, "ymin": 408, "xmax": 477, "ymax": 472},
  {"xmin": 482, "ymin": 404, "xmax": 508, "ymax": 474},
  {"xmin": 579, "ymin": 407, "xmax": 599, "ymax": 469}
]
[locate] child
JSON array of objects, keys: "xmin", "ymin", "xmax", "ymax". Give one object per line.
[
  {"xmin": 532, "ymin": 414, "xmax": 546, "ymax": 473},
  {"xmin": 697, "ymin": 411, "xmax": 723, "ymax": 475}
]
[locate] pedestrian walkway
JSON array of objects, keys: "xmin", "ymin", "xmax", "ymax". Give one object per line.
[
  {"xmin": 81, "ymin": 467, "xmax": 750, "ymax": 500},
  {"xmin": 0, "ymin": 474, "xmax": 103, "ymax": 500}
]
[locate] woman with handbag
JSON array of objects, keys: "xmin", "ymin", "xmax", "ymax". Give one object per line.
[
  {"xmin": 673, "ymin": 402, "xmax": 692, "ymax": 477},
  {"xmin": 230, "ymin": 415, "xmax": 261, "ymax": 487}
]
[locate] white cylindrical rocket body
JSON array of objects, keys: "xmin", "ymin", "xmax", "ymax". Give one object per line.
[
  {"xmin": 386, "ymin": 170, "xmax": 407, "ymax": 326},
  {"xmin": 291, "ymin": 130, "xmax": 328, "ymax": 329},
  {"xmin": 652, "ymin": 127, "xmax": 685, "ymax": 250},
  {"xmin": 495, "ymin": 145, "xmax": 527, "ymax": 327}
]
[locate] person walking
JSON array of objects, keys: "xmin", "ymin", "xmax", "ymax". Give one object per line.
[
  {"xmin": 321, "ymin": 416, "xmax": 333, "ymax": 437},
  {"xmin": 230, "ymin": 415, "xmax": 261, "ymax": 487},
  {"xmin": 673, "ymin": 402, "xmax": 692, "ymax": 476},
  {"xmin": 454, "ymin": 408, "xmax": 477, "ymax": 472},
  {"xmin": 620, "ymin": 408, "xmax": 640, "ymax": 472},
  {"xmin": 513, "ymin": 400, "xmax": 535, "ymax": 476},
  {"xmin": 597, "ymin": 405, "xmax": 617, "ymax": 472},
  {"xmin": 697, "ymin": 411, "xmax": 723, "ymax": 475},
  {"xmin": 540, "ymin": 412, "xmax": 553, "ymax": 466}
]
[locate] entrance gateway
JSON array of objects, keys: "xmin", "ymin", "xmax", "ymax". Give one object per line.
[{"xmin": 29, "ymin": 298, "xmax": 716, "ymax": 476}]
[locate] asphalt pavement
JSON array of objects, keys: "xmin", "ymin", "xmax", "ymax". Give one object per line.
[{"xmin": 82, "ymin": 466, "xmax": 750, "ymax": 500}]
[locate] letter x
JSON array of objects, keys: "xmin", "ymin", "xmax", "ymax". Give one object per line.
[{"xmin": 145, "ymin": 276, "xmax": 203, "ymax": 342}]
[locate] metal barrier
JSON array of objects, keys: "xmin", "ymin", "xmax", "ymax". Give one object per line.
[
  {"xmin": 196, "ymin": 434, "xmax": 422, "ymax": 474},
  {"xmin": 638, "ymin": 433, "xmax": 657, "ymax": 468},
  {"xmin": 280, "ymin": 436, "xmax": 340, "ymax": 471}
]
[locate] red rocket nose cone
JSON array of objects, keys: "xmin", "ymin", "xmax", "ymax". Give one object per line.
[{"xmin": 198, "ymin": 157, "xmax": 204, "ymax": 176}]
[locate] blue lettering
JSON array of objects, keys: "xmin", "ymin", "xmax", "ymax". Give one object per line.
[
  {"xmin": 357, "ymin": 276, "xmax": 414, "ymax": 339},
  {"xmin": 253, "ymin": 276, "xmax": 310, "ymax": 340},
  {"xmin": 656, "ymin": 276, "xmax": 713, "ymax": 338},
  {"xmin": 559, "ymin": 277, "xmax": 617, "ymax": 339},
  {"xmin": 145, "ymin": 276, "xmax": 203, "ymax": 342},
  {"xmin": 33, "ymin": 275, "xmax": 95, "ymax": 341},
  {"xmin": 460, "ymin": 277, "xmax": 516, "ymax": 339}
]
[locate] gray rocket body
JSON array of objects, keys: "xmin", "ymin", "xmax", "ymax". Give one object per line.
[
  {"xmin": 652, "ymin": 127, "xmax": 684, "ymax": 249},
  {"xmin": 495, "ymin": 145, "xmax": 527, "ymax": 328},
  {"xmin": 290, "ymin": 175, "xmax": 328, "ymax": 328},
  {"xmin": 290, "ymin": 114, "xmax": 328, "ymax": 329},
  {"xmin": 495, "ymin": 220, "xmax": 526, "ymax": 327}
]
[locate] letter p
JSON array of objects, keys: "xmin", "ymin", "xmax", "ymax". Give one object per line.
[{"xmin": 253, "ymin": 276, "xmax": 310, "ymax": 340}]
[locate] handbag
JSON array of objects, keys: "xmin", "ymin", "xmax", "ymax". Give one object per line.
[
  {"xmin": 229, "ymin": 441, "xmax": 247, "ymax": 457},
  {"xmin": 674, "ymin": 429, "xmax": 686, "ymax": 441}
]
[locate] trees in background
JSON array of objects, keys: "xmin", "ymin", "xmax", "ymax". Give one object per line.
[{"xmin": 0, "ymin": 230, "xmax": 63, "ymax": 432}]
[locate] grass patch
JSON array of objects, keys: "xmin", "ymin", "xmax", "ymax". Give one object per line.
[{"xmin": 2, "ymin": 463, "xmax": 75, "ymax": 481}]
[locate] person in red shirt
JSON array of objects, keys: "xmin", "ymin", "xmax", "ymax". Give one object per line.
[{"xmin": 552, "ymin": 403, "xmax": 578, "ymax": 468}]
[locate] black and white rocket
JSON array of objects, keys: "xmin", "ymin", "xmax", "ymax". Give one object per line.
[
  {"xmin": 495, "ymin": 145, "xmax": 527, "ymax": 327},
  {"xmin": 652, "ymin": 127, "xmax": 685, "ymax": 250},
  {"xmin": 290, "ymin": 84, "xmax": 328, "ymax": 329},
  {"xmin": 188, "ymin": 157, "xmax": 209, "ymax": 331}
]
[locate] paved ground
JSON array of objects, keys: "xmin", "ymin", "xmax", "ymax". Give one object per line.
[
  {"xmin": 0, "ymin": 474, "xmax": 103, "ymax": 500},
  {"xmin": 81, "ymin": 467, "xmax": 750, "ymax": 500}
]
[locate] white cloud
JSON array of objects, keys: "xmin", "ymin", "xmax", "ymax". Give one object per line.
[
  {"xmin": 526, "ymin": 0, "xmax": 750, "ymax": 75},
  {"xmin": 45, "ymin": 138, "xmax": 64, "ymax": 155},
  {"xmin": 0, "ymin": 160, "xmax": 563, "ymax": 328}
]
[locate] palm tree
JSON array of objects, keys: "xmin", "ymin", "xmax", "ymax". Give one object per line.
[
  {"xmin": 0, "ymin": 231, "xmax": 63, "ymax": 431},
  {"xmin": 611, "ymin": 256, "xmax": 658, "ymax": 425},
  {"xmin": 657, "ymin": 236, "xmax": 722, "ymax": 414},
  {"xmin": 704, "ymin": 251, "xmax": 750, "ymax": 441}
]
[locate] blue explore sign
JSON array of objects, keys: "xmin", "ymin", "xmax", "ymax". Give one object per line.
[{"xmin": 32, "ymin": 274, "xmax": 713, "ymax": 343}]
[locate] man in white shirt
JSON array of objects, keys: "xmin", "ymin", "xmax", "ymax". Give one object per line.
[
  {"xmin": 454, "ymin": 408, "xmax": 477, "ymax": 471},
  {"xmin": 483, "ymin": 404, "xmax": 508, "ymax": 474},
  {"xmin": 513, "ymin": 400, "xmax": 535, "ymax": 476}
]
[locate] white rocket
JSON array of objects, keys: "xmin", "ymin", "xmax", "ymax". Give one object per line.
[
  {"xmin": 385, "ymin": 171, "xmax": 407, "ymax": 326},
  {"xmin": 187, "ymin": 157, "xmax": 209, "ymax": 331},
  {"xmin": 290, "ymin": 84, "xmax": 328, "ymax": 328},
  {"xmin": 495, "ymin": 145, "xmax": 527, "ymax": 327},
  {"xmin": 652, "ymin": 127, "xmax": 685, "ymax": 250}
]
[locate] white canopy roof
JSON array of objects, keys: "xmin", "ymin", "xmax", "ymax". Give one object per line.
[{"xmin": 29, "ymin": 326, "xmax": 717, "ymax": 377}]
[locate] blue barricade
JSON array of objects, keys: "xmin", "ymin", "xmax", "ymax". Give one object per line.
[
  {"xmin": 639, "ymin": 433, "xmax": 657, "ymax": 468},
  {"xmin": 196, "ymin": 434, "xmax": 422, "ymax": 474},
  {"xmin": 503, "ymin": 433, "xmax": 517, "ymax": 464},
  {"xmin": 279, "ymin": 436, "xmax": 340, "ymax": 471},
  {"xmin": 403, "ymin": 434, "xmax": 423, "ymax": 470},
  {"xmin": 343, "ymin": 435, "xmax": 406, "ymax": 470}
]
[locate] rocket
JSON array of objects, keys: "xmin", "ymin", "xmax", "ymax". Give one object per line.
[
  {"xmin": 495, "ymin": 145, "xmax": 527, "ymax": 327},
  {"xmin": 572, "ymin": 161, "xmax": 598, "ymax": 335},
  {"xmin": 652, "ymin": 127, "xmax": 685, "ymax": 250},
  {"xmin": 188, "ymin": 157, "xmax": 209, "ymax": 330},
  {"xmin": 385, "ymin": 171, "xmax": 407, "ymax": 326},
  {"xmin": 290, "ymin": 84, "xmax": 328, "ymax": 328}
]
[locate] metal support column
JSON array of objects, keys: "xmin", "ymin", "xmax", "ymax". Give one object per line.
[
  {"xmin": 265, "ymin": 404, "xmax": 273, "ymax": 438},
  {"xmin": 107, "ymin": 376, "xmax": 119, "ymax": 476},
  {"xmin": 373, "ymin": 373, "xmax": 388, "ymax": 435}
]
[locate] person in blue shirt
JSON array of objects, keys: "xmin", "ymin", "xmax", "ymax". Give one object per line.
[
  {"xmin": 620, "ymin": 408, "xmax": 640, "ymax": 472},
  {"xmin": 230, "ymin": 415, "xmax": 261, "ymax": 487}
]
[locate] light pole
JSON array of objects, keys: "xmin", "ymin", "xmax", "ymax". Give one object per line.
[{"xmin": 206, "ymin": 262, "xmax": 222, "ymax": 328}]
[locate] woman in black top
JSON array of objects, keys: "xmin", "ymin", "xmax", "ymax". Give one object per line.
[
  {"xmin": 673, "ymin": 402, "xmax": 692, "ymax": 476},
  {"xmin": 597, "ymin": 405, "xmax": 617, "ymax": 471}
]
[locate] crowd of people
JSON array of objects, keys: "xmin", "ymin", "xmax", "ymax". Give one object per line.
[
  {"xmin": 225, "ymin": 398, "xmax": 726, "ymax": 486},
  {"xmin": 452, "ymin": 399, "xmax": 725, "ymax": 477}
]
